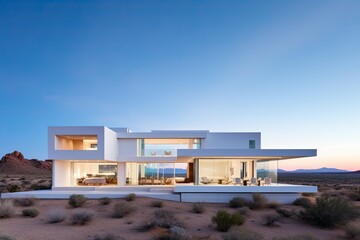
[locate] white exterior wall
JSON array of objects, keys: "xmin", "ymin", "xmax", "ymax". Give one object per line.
[
  {"xmin": 117, "ymin": 139, "xmax": 138, "ymax": 161},
  {"xmin": 52, "ymin": 161, "xmax": 71, "ymax": 187},
  {"xmin": 104, "ymin": 127, "xmax": 118, "ymax": 161},
  {"xmin": 48, "ymin": 126, "xmax": 106, "ymax": 160},
  {"xmin": 201, "ymin": 133, "xmax": 261, "ymax": 149}
]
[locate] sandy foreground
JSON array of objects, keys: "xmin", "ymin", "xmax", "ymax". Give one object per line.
[{"xmin": 0, "ymin": 198, "xmax": 353, "ymax": 240}]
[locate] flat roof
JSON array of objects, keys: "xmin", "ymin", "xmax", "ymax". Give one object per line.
[{"xmin": 177, "ymin": 149, "xmax": 317, "ymax": 161}]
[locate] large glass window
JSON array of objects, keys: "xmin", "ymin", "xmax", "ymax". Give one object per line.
[
  {"xmin": 197, "ymin": 159, "xmax": 252, "ymax": 185},
  {"xmin": 138, "ymin": 139, "xmax": 200, "ymax": 157},
  {"xmin": 72, "ymin": 162, "xmax": 117, "ymax": 186},
  {"xmin": 126, "ymin": 162, "xmax": 188, "ymax": 185},
  {"xmin": 256, "ymin": 160, "xmax": 278, "ymax": 184}
]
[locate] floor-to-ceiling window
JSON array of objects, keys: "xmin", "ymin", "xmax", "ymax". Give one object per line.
[
  {"xmin": 137, "ymin": 139, "xmax": 200, "ymax": 157},
  {"xmin": 72, "ymin": 162, "xmax": 118, "ymax": 186},
  {"xmin": 197, "ymin": 159, "xmax": 253, "ymax": 185},
  {"xmin": 126, "ymin": 162, "xmax": 188, "ymax": 185},
  {"xmin": 256, "ymin": 160, "xmax": 278, "ymax": 184}
]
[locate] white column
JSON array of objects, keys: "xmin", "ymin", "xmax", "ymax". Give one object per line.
[{"xmin": 117, "ymin": 162, "xmax": 126, "ymax": 186}]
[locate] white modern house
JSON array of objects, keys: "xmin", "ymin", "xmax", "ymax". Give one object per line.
[{"xmin": 2, "ymin": 126, "xmax": 317, "ymax": 203}]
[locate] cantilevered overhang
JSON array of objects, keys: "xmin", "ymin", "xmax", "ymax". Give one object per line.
[
  {"xmin": 177, "ymin": 149, "xmax": 317, "ymax": 162},
  {"xmin": 117, "ymin": 130, "xmax": 209, "ymax": 139}
]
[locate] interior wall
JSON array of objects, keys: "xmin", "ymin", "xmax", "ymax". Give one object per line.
[{"xmin": 55, "ymin": 136, "xmax": 73, "ymax": 150}]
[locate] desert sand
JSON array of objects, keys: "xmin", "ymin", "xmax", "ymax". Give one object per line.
[{"xmin": 0, "ymin": 197, "xmax": 352, "ymax": 240}]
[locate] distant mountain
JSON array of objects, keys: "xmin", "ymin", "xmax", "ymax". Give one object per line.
[
  {"xmin": 278, "ymin": 167, "xmax": 350, "ymax": 173},
  {"xmin": 0, "ymin": 151, "xmax": 52, "ymax": 175}
]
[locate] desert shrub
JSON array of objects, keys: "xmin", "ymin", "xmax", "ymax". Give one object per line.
[
  {"xmin": 229, "ymin": 197, "xmax": 249, "ymax": 208},
  {"xmin": 222, "ymin": 227, "xmax": 264, "ymax": 240},
  {"xmin": 293, "ymin": 197, "xmax": 312, "ymax": 208},
  {"xmin": 139, "ymin": 209, "xmax": 183, "ymax": 231},
  {"xmin": 276, "ymin": 208, "xmax": 293, "ymax": 218},
  {"xmin": 231, "ymin": 212, "xmax": 246, "ymax": 225},
  {"xmin": 212, "ymin": 210, "xmax": 245, "ymax": 232},
  {"xmin": 155, "ymin": 226, "xmax": 191, "ymax": 240},
  {"xmin": 30, "ymin": 183, "xmax": 51, "ymax": 190},
  {"xmin": 0, "ymin": 234, "xmax": 16, "ymax": 240},
  {"xmin": 192, "ymin": 203, "xmax": 205, "ymax": 214},
  {"xmin": 125, "ymin": 193, "xmax": 136, "ymax": 202},
  {"xmin": 263, "ymin": 213, "xmax": 281, "ymax": 226},
  {"xmin": 344, "ymin": 223, "xmax": 360, "ymax": 240},
  {"xmin": 268, "ymin": 201, "xmax": 281, "ymax": 209},
  {"xmin": 237, "ymin": 207, "xmax": 250, "ymax": 216},
  {"xmin": 153, "ymin": 209, "xmax": 182, "ymax": 228},
  {"xmin": 22, "ymin": 207, "xmax": 39, "ymax": 218},
  {"xmin": 93, "ymin": 233, "xmax": 125, "ymax": 240},
  {"xmin": 151, "ymin": 200, "xmax": 164, "ymax": 208},
  {"xmin": 345, "ymin": 191, "xmax": 360, "ymax": 201},
  {"xmin": 71, "ymin": 210, "xmax": 94, "ymax": 225},
  {"xmin": 68, "ymin": 194, "xmax": 87, "ymax": 208},
  {"xmin": 250, "ymin": 193, "xmax": 267, "ymax": 210},
  {"xmin": 299, "ymin": 196, "xmax": 355, "ymax": 228},
  {"xmin": 272, "ymin": 234, "xmax": 319, "ymax": 240},
  {"xmin": 0, "ymin": 199, "xmax": 15, "ymax": 218},
  {"xmin": 99, "ymin": 197, "xmax": 111, "ymax": 205},
  {"xmin": 6, "ymin": 184, "xmax": 20, "ymax": 193},
  {"xmin": 46, "ymin": 208, "xmax": 66, "ymax": 223},
  {"xmin": 112, "ymin": 202, "xmax": 136, "ymax": 218},
  {"xmin": 14, "ymin": 198, "xmax": 36, "ymax": 207}
]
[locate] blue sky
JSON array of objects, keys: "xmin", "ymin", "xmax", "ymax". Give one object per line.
[{"xmin": 0, "ymin": 0, "xmax": 359, "ymax": 170}]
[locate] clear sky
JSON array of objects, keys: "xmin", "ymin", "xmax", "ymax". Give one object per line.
[{"xmin": 0, "ymin": 0, "xmax": 359, "ymax": 171}]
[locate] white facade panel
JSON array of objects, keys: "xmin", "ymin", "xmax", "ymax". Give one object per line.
[
  {"xmin": 52, "ymin": 161, "xmax": 71, "ymax": 187},
  {"xmin": 201, "ymin": 133, "xmax": 261, "ymax": 149},
  {"xmin": 104, "ymin": 127, "xmax": 118, "ymax": 161},
  {"xmin": 117, "ymin": 139, "xmax": 138, "ymax": 161},
  {"xmin": 48, "ymin": 126, "xmax": 106, "ymax": 160}
]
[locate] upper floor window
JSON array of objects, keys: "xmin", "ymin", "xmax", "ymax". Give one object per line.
[
  {"xmin": 55, "ymin": 135, "xmax": 98, "ymax": 150},
  {"xmin": 138, "ymin": 138, "xmax": 200, "ymax": 156},
  {"xmin": 249, "ymin": 140, "xmax": 256, "ymax": 149}
]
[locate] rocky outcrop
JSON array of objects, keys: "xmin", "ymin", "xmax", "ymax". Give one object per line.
[{"xmin": 0, "ymin": 151, "xmax": 52, "ymax": 175}]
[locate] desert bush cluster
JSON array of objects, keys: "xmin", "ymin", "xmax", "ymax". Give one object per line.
[
  {"xmin": 293, "ymin": 197, "xmax": 312, "ymax": 208},
  {"xmin": 46, "ymin": 208, "xmax": 66, "ymax": 223},
  {"xmin": 98, "ymin": 197, "xmax": 111, "ymax": 205},
  {"xmin": 22, "ymin": 207, "xmax": 39, "ymax": 218},
  {"xmin": 229, "ymin": 194, "xmax": 268, "ymax": 210},
  {"xmin": 14, "ymin": 197, "xmax": 36, "ymax": 207},
  {"xmin": 112, "ymin": 202, "xmax": 136, "ymax": 218},
  {"xmin": 139, "ymin": 209, "xmax": 184, "ymax": 232},
  {"xmin": 71, "ymin": 210, "xmax": 94, "ymax": 225},
  {"xmin": 212, "ymin": 209, "xmax": 245, "ymax": 232},
  {"xmin": 0, "ymin": 199, "xmax": 15, "ymax": 218},
  {"xmin": 151, "ymin": 200, "xmax": 164, "ymax": 208},
  {"xmin": 262, "ymin": 213, "xmax": 281, "ymax": 226},
  {"xmin": 299, "ymin": 196, "xmax": 356, "ymax": 228},
  {"xmin": 125, "ymin": 193, "xmax": 136, "ymax": 202},
  {"xmin": 276, "ymin": 208, "xmax": 294, "ymax": 218},
  {"xmin": 68, "ymin": 194, "xmax": 87, "ymax": 208},
  {"xmin": 192, "ymin": 202, "xmax": 205, "ymax": 214}
]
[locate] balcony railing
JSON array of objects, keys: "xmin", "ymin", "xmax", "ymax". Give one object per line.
[{"xmin": 141, "ymin": 149, "xmax": 177, "ymax": 157}]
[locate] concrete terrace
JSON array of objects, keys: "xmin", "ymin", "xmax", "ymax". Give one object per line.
[{"xmin": 1, "ymin": 184, "xmax": 317, "ymax": 203}]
